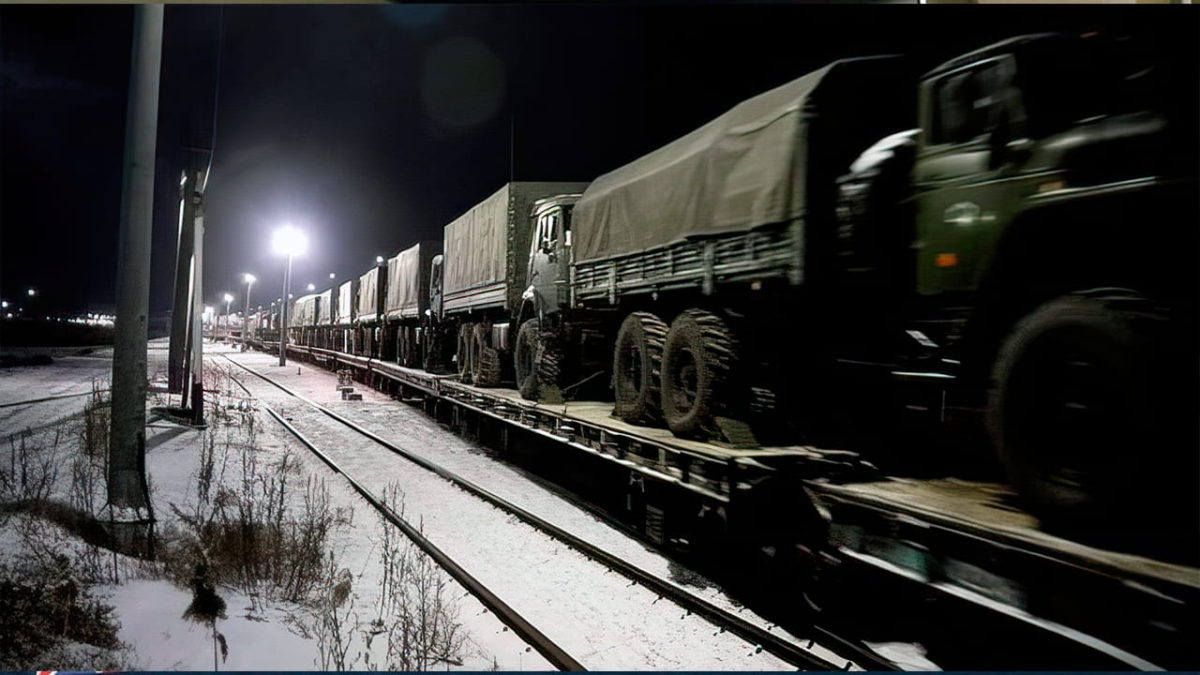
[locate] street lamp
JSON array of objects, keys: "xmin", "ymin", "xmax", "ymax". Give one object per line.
[
  {"xmin": 272, "ymin": 225, "xmax": 307, "ymax": 366},
  {"xmin": 242, "ymin": 274, "xmax": 257, "ymax": 350},
  {"xmin": 27, "ymin": 288, "xmax": 36, "ymax": 297},
  {"xmin": 222, "ymin": 293, "xmax": 234, "ymax": 330},
  {"xmin": 329, "ymin": 272, "xmax": 336, "ymax": 280},
  {"xmin": 307, "ymin": 283, "xmax": 315, "ymax": 292}
]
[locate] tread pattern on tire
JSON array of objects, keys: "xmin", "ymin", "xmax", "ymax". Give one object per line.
[
  {"xmin": 473, "ymin": 322, "xmax": 502, "ymax": 387},
  {"xmin": 537, "ymin": 328, "xmax": 565, "ymax": 403},
  {"xmin": 515, "ymin": 319, "xmax": 540, "ymax": 400},
  {"xmin": 613, "ymin": 312, "xmax": 668, "ymax": 424},
  {"xmin": 661, "ymin": 308, "xmax": 738, "ymax": 439}
]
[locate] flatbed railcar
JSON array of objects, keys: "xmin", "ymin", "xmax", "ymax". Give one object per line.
[{"xmin": 246, "ymin": 337, "xmax": 1199, "ymax": 670}]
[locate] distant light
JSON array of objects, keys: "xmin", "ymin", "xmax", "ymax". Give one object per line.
[
  {"xmin": 1, "ymin": 301, "xmax": 6, "ymax": 309},
  {"xmin": 288, "ymin": 294, "xmax": 293, "ymax": 299},
  {"xmin": 27, "ymin": 288, "xmax": 36, "ymax": 297},
  {"xmin": 223, "ymin": 293, "xmax": 234, "ymax": 303},
  {"xmin": 376, "ymin": 256, "xmax": 384, "ymax": 264},
  {"xmin": 329, "ymin": 273, "xmax": 336, "ymax": 279},
  {"xmin": 5, "ymin": 313, "xmax": 11, "ymax": 319},
  {"xmin": 307, "ymin": 283, "xmax": 315, "ymax": 291},
  {"xmin": 272, "ymin": 225, "xmax": 308, "ymax": 257},
  {"xmin": 244, "ymin": 273, "xmax": 257, "ymax": 284}
]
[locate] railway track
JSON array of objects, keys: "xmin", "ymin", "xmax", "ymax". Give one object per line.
[
  {"xmin": 0, "ymin": 388, "xmax": 109, "ymax": 409},
  {"xmin": 222, "ymin": 353, "xmax": 856, "ymax": 671},
  {"xmin": 222, "ymin": 363, "xmax": 585, "ymax": 671}
]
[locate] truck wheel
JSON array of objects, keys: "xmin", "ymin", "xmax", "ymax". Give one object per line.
[
  {"xmin": 612, "ymin": 312, "xmax": 667, "ymax": 424},
  {"xmin": 537, "ymin": 329, "xmax": 565, "ymax": 404},
  {"xmin": 456, "ymin": 324, "xmax": 474, "ymax": 383},
  {"xmin": 472, "ymin": 323, "xmax": 503, "ymax": 387},
  {"xmin": 515, "ymin": 319, "xmax": 540, "ymax": 400},
  {"xmin": 988, "ymin": 294, "xmax": 1169, "ymax": 525},
  {"xmin": 661, "ymin": 309, "xmax": 737, "ymax": 439}
]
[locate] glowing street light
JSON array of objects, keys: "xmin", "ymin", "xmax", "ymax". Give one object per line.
[
  {"xmin": 27, "ymin": 288, "xmax": 36, "ymax": 297},
  {"xmin": 329, "ymin": 272, "xmax": 336, "ymax": 280},
  {"xmin": 1, "ymin": 301, "xmax": 6, "ymax": 309},
  {"xmin": 272, "ymin": 225, "xmax": 307, "ymax": 366},
  {"xmin": 223, "ymin": 293, "xmax": 234, "ymax": 323},
  {"xmin": 375, "ymin": 256, "xmax": 384, "ymax": 264},
  {"xmin": 307, "ymin": 283, "xmax": 316, "ymax": 292}
]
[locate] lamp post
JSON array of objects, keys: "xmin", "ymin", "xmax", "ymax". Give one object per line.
[
  {"xmin": 272, "ymin": 225, "xmax": 307, "ymax": 366},
  {"xmin": 242, "ymin": 273, "xmax": 256, "ymax": 350}
]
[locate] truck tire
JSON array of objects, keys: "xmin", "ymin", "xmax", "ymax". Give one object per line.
[
  {"xmin": 472, "ymin": 323, "xmax": 502, "ymax": 387},
  {"xmin": 457, "ymin": 323, "xmax": 473, "ymax": 383},
  {"xmin": 537, "ymin": 329, "xmax": 565, "ymax": 404},
  {"xmin": 661, "ymin": 309, "xmax": 737, "ymax": 439},
  {"xmin": 515, "ymin": 319, "xmax": 540, "ymax": 400},
  {"xmin": 612, "ymin": 312, "xmax": 667, "ymax": 424},
  {"xmin": 988, "ymin": 294, "xmax": 1170, "ymax": 525}
]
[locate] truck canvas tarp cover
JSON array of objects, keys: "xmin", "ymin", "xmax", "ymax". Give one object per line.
[
  {"xmin": 337, "ymin": 280, "xmax": 357, "ymax": 325},
  {"xmin": 356, "ymin": 267, "xmax": 382, "ymax": 324},
  {"xmin": 443, "ymin": 181, "xmax": 589, "ymax": 313},
  {"xmin": 317, "ymin": 289, "xmax": 333, "ymax": 325},
  {"xmin": 291, "ymin": 294, "xmax": 319, "ymax": 328},
  {"xmin": 572, "ymin": 57, "xmax": 910, "ymax": 268},
  {"xmin": 386, "ymin": 242, "xmax": 439, "ymax": 320}
]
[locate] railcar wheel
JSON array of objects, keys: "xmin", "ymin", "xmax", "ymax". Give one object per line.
[
  {"xmin": 988, "ymin": 294, "xmax": 1171, "ymax": 525},
  {"xmin": 661, "ymin": 309, "xmax": 737, "ymax": 439},
  {"xmin": 612, "ymin": 312, "xmax": 667, "ymax": 424},
  {"xmin": 456, "ymin": 324, "xmax": 474, "ymax": 383},
  {"xmin": 472, "ymin": 323, "xmax": 502, "ymax": 387},
  {"xmin": 515, "ymin": 319, "xmax": 540, "ymax": 400}
]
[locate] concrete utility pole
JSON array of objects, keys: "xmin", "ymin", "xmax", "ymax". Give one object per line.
[{"xmin": 108, "ymin": 4, "xmax": 163, "ymax": 516}]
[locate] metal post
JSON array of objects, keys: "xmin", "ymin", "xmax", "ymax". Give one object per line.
[
  {"xmin": 167, "ymin": 169, "xmax": 197, "ymax": 393},
  {"xmin": 108, "ymin": 4, "xmax": 163, "ymax": 515},
  {"xmin": 242, "ymin": 278, "xmax": 253, "ymax": 350},
  {"xmin": 279, "ymin": 254, "xmax": 291, "ymax": 366},
  {"xmin": 190, "ymin": 199, "xmax": 206, "ymax": 425}
]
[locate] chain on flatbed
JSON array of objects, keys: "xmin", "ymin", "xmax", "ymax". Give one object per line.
[{"xmin": 223, "ymin": 353, "xmax": 862, "ymax": 671}]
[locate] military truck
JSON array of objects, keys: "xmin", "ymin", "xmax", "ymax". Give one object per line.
[
  {"xmin": 432, "ymin": 181, "xmax": 589, "ymax": 385},
  {"xmin": 382, "ymin": 241, "xmax": 440, "ymax": 367},
  {"xmin": 512, "ymin": 33, "xmax": 1198, "ymax": 521},
  {"xmin": 334, "ymin": 278, "xmax": 359, "ymax": 354},
  {"xmin": 354, "ymin": 263, "xmax": 388, "ymax": 359}
]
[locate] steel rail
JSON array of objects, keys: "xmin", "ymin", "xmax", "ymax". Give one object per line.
[
  {"xmin": 0, "ymin": 389, "xmax": 110, "ymax": 409},
  {"xmin": 222, "ymin": 353, "xmax": 853, "ymax": 671},
  {"xmin": 222, "ymin": 369, "xmax": 587, "ymax": 672}
]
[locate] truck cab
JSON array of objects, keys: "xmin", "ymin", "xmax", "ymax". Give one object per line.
[
  {"xmin": 524, "ymin": 194, "xmax": 582, "ymax": 323},
  {"xmin": 839, "ymin": 32, "xmax": 1197, "ymax": 522},
  {"xmin": 513, "ymin": 193, "xmax": 583, "ymax": 401}
]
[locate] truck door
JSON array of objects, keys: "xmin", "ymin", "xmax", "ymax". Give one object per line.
[
  {"xmin": 529, "ymin": 206, "xmax": 568, "ymax": 317},
  {"xmin": 913, "ymin": 54, "xmax": 1031, "ymax": 298}
]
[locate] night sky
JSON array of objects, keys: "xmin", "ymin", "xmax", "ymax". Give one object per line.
[{"xmin": 1, "ymin": 4, "xmax": 1194, "ymax": 316}]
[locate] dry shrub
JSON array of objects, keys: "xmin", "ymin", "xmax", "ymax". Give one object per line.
[
  {"xmin": 160, "ymin": 419, "xmax": 350, "ymax": 604},
  {"xmin": 0, "ymin": 555, "xmax": 132, "ymax": 670}
]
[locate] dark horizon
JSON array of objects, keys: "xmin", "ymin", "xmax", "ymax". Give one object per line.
[{"xmin": 2, "ymin": 4, "xmax": 1194, "ymax": 316}]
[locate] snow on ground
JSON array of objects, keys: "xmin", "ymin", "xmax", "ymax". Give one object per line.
[
  {"xmin": 221, "ymin": 348, "xmax": 814, "ymax": 670},
  {"xmin": 0, "ymin": 356, "xmax": 114, "ymax": 440},
  {"xmin": 2, "ymin": 341, "xmax": 547, "ymax": 670}
]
